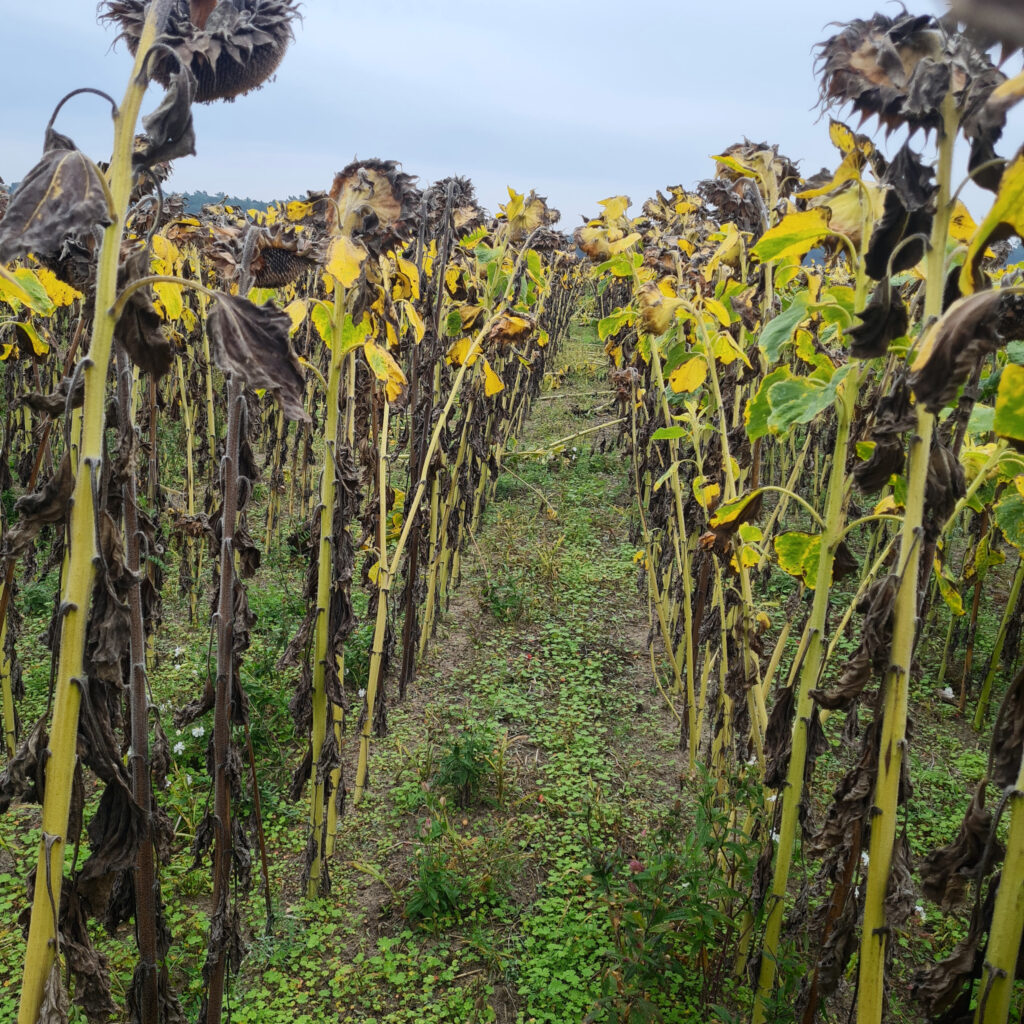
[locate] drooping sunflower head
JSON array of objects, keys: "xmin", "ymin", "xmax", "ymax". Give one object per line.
[
  {"xmin": 101, "ymin": 0, "xmax": 301, "ymax": 103},
  {"xmin": 206, "ymin": 220, "xmax": 322, "ymax": 287},
  {"xmin": 497, "ymin": 188, "xmax": 560, "ymax": 242},
  {"xmin": 425, "ymin": 176, "xmax": 485, "ymax": 237},
  {"xmin": 327, "ymin": 159, "xmax": 420, "ymax": 256},
  {"xmin": 816, "ymin": 12, "xmax": 1006, "ymax": 141}
]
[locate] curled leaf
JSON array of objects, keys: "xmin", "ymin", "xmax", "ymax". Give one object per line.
[
  {"xmin": 910, "ymin": 289, "xmax": 1024, "ymax": 413},
  {"xmin": 134, "ymin": 66, "xmax": 196, "ymax": 169},
  {"xmin": 114, "ymin": 244, "xmax": 173, "ymax": 378},
  {"xmin": 0, "ymin": 128, "xmax": 110, "ymax": 264},
  {"xmin": 207, "ymin": 294, "xmax": 310, "ymax": 422},
  {"xmin": 848, "ymin": 278, "xmax": 909, "ymax": 360}
]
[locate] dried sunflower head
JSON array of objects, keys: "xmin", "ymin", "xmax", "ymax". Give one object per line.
[
  {"xmin": 327, "ymin": 160, "xmax": 420, "ymax": 256},
  {"xmin": 101, "ymin": 0, "xmax": 301, "ymax": 103},
  {"xmin": 425, "ymin": 176, "xmax": 485, "ymax": 237},
  {"xmin": 206, "ymin": 220, "xmax": 322, "ymax": 287},
  {"xmin": 817, "ymin": 12, "xmax": 1005, "ymax": 137},
  {"xmin": 497, "ymin": 188, "xmax": 560, "ymax": 243}
]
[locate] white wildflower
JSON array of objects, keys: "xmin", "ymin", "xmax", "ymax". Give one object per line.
[
  {"xmin": 173, "ymin": 741, "xmax": 185, "ymax": 756},
  {"xmin": 191, "ymin": 725, "xmax": 205, "ymax": 738},
  {"xmin": 914, "ymin": 904, "xmax": 926, "ymax": 924},
  {"xmin": 861, "ymin": 851, "xmax": 870, "ymax": 868},
  {"xmin": 185, "ymin": 774, "xmax": 193, "ymax": 786},
  {"xmin": 358, "ymin": 688, "xmax": 366, "ymax": 698}
]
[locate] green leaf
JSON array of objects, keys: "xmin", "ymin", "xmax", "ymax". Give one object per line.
[
  {"xmin": 745, "ymin": 366, "xmax": 792, "ymax": 441},
  {"xmin": 598, "ymin": 308, "xmax": 635, "ymax": 341},
  {"xmin": 766, "ymin": 365, "xmax": 851, "ymax": 436},
  {"xmin": 995, "ymin": 491, "xmax": 1024, "ymax": 550},
  {"xmin": 774, "ymin": 531, "xmax": 822, "ymax": 586},
  {"xmin": 995, "ymin": 364, "xmax": 1024, "ymax": 443},
  {"xmin": 445, "ymin": 310, "xmax": 463, "ymax": 337},
  {"xmin": 968, "ymin": 403, "xmax": 996, "ymax": 434},
  {"xmin": 651, "ymin": 426, "xmax": 686, "ymax": 441},
  {"xmin": 758, "ymin": 294, "xmax": 810, "ymax": 363},
  {"xmin": 337, "ymin": 313, "xmax": 372, "ymax": 356},
  {"xmin": 751, "ymin": 209, "xmax": 832, "ymax": 264}
]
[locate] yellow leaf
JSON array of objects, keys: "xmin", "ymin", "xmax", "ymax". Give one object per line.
[
  {"xmin": 537, "ymin": 329, "xmax": 550, "ymax": 348},
  {"xmin": 404, "ymin": 301, "xmax": 425, "ymax": 343},
  {"xmin": 703, "ymin": 297, "xmax": 731, "ymax": 326},
  {"xmin": 395, "ymin": 255, "xmax": 420, "ymax": 300},
  {"xmin": 694, "ymin": 478, "xmax": 720, "ymax": 510},
  {"xmin": 34, "ymin": 266, "xmax": 82, "ymax": 307},
  {"xmin": 962, "ymin": 151, "xmax": 1024, "ymax": 294},
  {"xmin": 483, "ymin": 358, "xmax": 505, "ymax": 396},
  {"xmin": 154, "ymin": 281, "xmax": 183, "ymax": 320},
  {"xmin": 16, "ymin": 320, "xmax": 49, "ymax": 359},
  {"xmin": 283, "ymin": 299, "xmax": 307, "ymax": 335},
  {"xmin": 447, "ymin": 337, "xmax": 482, "ymax": 367},
  {"xmin": 949, "ymin": 200, "xmax": 979, "ymax": 245},
  {"xmin": 703, "ymin": 223, "xmax": 742, "ymax": 282},
  {"xmin": 751, "ymin": 208, "xmax": 831, "ymax": 264},
  {"xmin": 364, "ymin": 340, "xmax": 407, "ymax": 401},
  {"xmin": 712, "ymin": 331, "xmax": 751, "ymax": 368},
  {"xmin": 873, "ymin": 494, "xmax": 902, "ymax": 515},
  {"xmin": 150, "ymin": 234, "xmax": 180, "ymax": 272},
  {"xmin": 607, "ymin": 232, "xmax": 641, "ymax": 255},
  {"xmin": 286, "ymin": 200, "xmax": 313, "ymax": 222},
  {"xmin": 598, "ymin": 195, "xmax": 630, "ymax": 221},
  {"xmin": 668, "ymin": 356, "xmax": 707, "ymax": 393},
  {"xmin": 325, "ymin": 236, "xmax": 368, "ymax": 288}
]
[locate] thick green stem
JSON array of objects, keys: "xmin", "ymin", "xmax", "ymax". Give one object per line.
[
  {"xmin": 18, "ymin": 8, "xmax": 164, "ymax": 1019},
  {"xmin": 306, "ymin": 283, "xmax": 348, "ymax": 896},
  {"xmin": 856, "ymin": 91, "xmax": 957, "ymax": 1024},
  {"xmin": 974, "ymin": 757, "xmax": 1024, "ymax": 1023},
  {"xmin": 973, "ymin": 555, "xmax": 1024, "ymax": 730}
]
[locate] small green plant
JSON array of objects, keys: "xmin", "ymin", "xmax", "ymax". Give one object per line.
[
  {"xmin": 585, "ymin": 769, "xmax": 781, "ymax": 1024},
  {"xmin": 403, "ymin": 805, "xmax": 522, "ymax": 927},
  {"xmin": 436, "ymin": 728, "xmax": 493, "ymax": 807},
  {"xmin": 483, "ymin": 568, "xmax": 531, "ymax": 623}
]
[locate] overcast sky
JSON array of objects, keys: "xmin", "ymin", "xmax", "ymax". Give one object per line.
[{"xmin": 2, "ymin": 1, "xmax": 1022, "ymax": 225}]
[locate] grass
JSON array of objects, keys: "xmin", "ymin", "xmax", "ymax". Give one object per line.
[{"xmin": 2, "ymin": 325, "xmax": 1022, "ymax": 1023}]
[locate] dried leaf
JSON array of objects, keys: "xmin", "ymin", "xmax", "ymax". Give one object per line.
[
  {"xmin": 848, "ymin": 278, "xmax": 909, "ymax": 360},
  {"xmin": 207, "ymin": 294, "xmax": 310, "ymax": 422},
  {"xmin": 135, "ymin": 66, "xmax": 197, "ymax": 169},
  {"xmin": 911, "ymin": 289, "xmax": 1024, "ymax": 413},
  {"xmin": 0, "ymin": 128, "xmax": 110, "ymax": 263},
  {"xmin": 2, "ymin": 454, "xmax": 72, "ymax": 562},
  {"xmin": 115, "ymin": 244, "xmax": 174, "ymax": 378}
]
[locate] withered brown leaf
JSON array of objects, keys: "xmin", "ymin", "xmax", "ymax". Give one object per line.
[
  {"xmin": 0, "ymin": 129, "xmax": 110, "ymax": 263},
  {"xmin": 911, "ymin": 289, "xmax": 1024, "ymax": 412},
  {"xmin": 134, "ymin": 66, "xmax": 196, "ymax": 169},
  {"xmin": 114, "ymin": 244, "xmax": 173, "ymax": 378},
  {"xmin": 207, "ymin": 294, "xmax": 310, "ymax": 423},
  {"xmin": 849, "ymin": 279, "xmax": 910, "ymax": 360}
]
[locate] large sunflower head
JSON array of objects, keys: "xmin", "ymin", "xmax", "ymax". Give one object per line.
[
  {"xmin": 816, "ymin": 13, "xmax": 1006, "ymax": 139},
  {"xmin": 327, "ymin": 160, "xmax": 420, "ymax": 256},
  {"xmin": 101, "ymin": 0, "xmax": 301, "ymax": 103}
]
